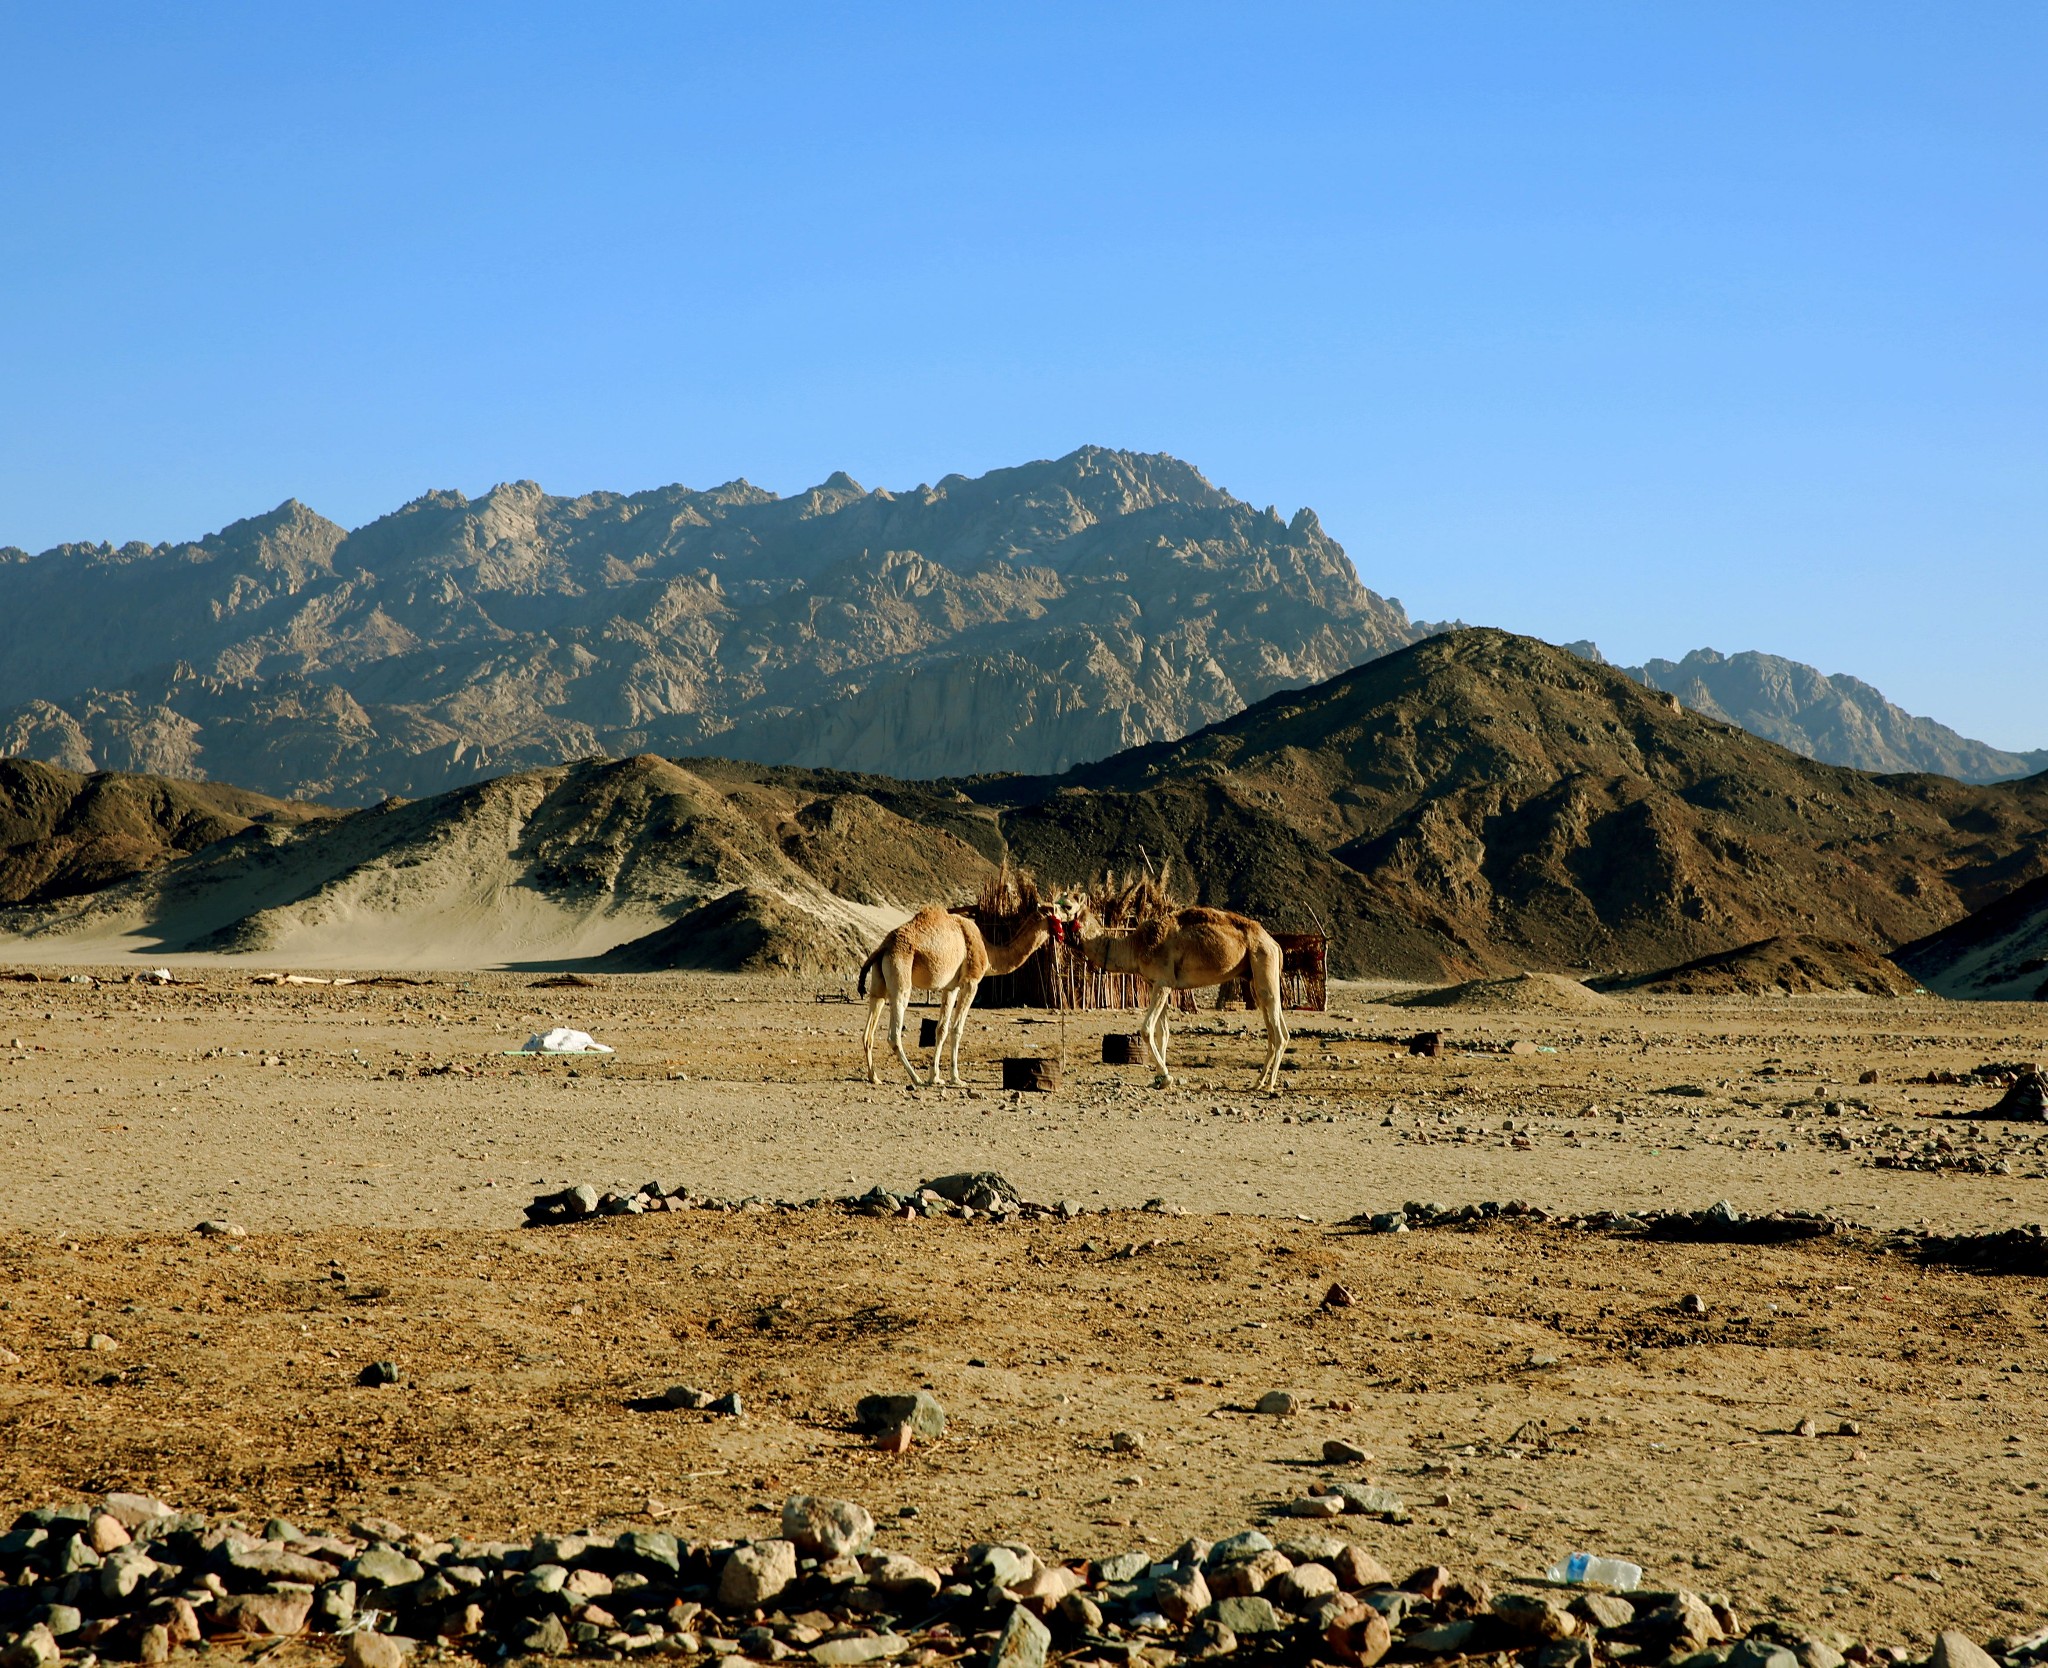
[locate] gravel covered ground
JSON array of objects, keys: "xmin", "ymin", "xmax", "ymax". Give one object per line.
[{"xmin": 2, "ymin": 969, "xmax": 2046, "ymax": 1659}]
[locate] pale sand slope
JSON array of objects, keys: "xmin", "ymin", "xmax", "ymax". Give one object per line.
[
  {"xmin": 2, "ymin": 972, "xmax": 2044, "ymax": 1236},
  {"xmin": 0, "ymin": 754, "xmax": 935, "ymax": 970}
]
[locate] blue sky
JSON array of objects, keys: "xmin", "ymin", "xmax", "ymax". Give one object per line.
[{"xmin": 2, "ymin": 3, "xmax": 2042, "ymax": 747}]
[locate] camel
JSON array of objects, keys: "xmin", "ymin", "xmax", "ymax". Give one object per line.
[
  {"xmin": 1055, "ymin": 899, "xmax": 1290, "ymax": 1092},
  {"xmin": 857, "ymin": 904, "xmax": 1055, "ymax": 1087}
]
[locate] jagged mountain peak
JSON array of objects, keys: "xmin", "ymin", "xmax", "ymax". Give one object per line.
[{"xmin": 0, "ymin": 450, "xmax": 1415, "ymax": 801}]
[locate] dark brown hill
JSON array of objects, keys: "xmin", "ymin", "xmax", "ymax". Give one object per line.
[
  {"xmin": 984, "ymin": 629, "xmax": 2048, "ymax": 980},
  {"xmin": 0, "ymin": 759, "xmax": 332, "ymax": 909},
  {"xmin": 7, "ymin": 631, "xmax": 2044, "ymax": 983},
  {"xmin": 1601, "ymin": 935, "xmax": 1918, "ymax": 998}
]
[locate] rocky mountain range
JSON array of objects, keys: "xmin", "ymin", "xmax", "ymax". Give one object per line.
[
  {"xmin": 1570, "ymin": 644, "xmax": 2048, "ymax": 782},
  {"xmin": 9, "ymin": 630, "xmax": 2046, "ymax": 987},
  {"xmin": 7, "ymin": 446, "xmax": 2036, "ymax": 810},
  {"xmin": 0, "ymin": 448, "xmax": 1417, "ymax": 804}
]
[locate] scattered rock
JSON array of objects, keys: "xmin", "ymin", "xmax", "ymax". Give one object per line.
[
  {"xmin": 516, "ymin": 1615, "xmax": 569, "ymax": 1657},
  {"xmin": 1288, "ymin": 1493, "xmax": 1347, "ymax": 1518},
  {"xmin": 351, "ymin": 1546, "xmax": 427, "ymax": 1587},
  {"xmin": 215, "ymin": 1590, "xmax": 313, "ymax": 1636},
  {"xmin": 1111, "ymin": 1429, "xmax": 1146, "ymax": 1454},
  {"xmin": 356, "ymin": 1360, "xmax": 403, "ymax": 1387},
  {"xmin": 1930, "ymin": 1634, "xmax": 2001, "ymax": 1668},
  {"xmin": 192, "ymin": 1220, "xmax": 247, "ymax": 1239},
  {"xmin": 1154, "ymin": 1567, "xmax": 1213, "ymax": 1626},
  {"xmin": 815, "ymin": 1634, "xmax": 910, "ymax": 1664},
  {"xmin": 1571, "ymin": 1593, "xmax": 1636, "ymax": 1630},
  {"xmin": 0, "ymin": 1624, "xmax": 59, "ymax": 1668},
  {"xmin": 1333, "ymin": 1482, "xmax": 1406, "ymax": 1518},
  {"xmin": 345, "ymin": 1634, "xmax": 415, "ymax": 1668},
  {"xmin": 1273, "ymin": 1562, "xmax": 1341, "ymax": 1606},
  {"xmin": 719, "ymin": 1539, "xmax": 798, "ymax": 1608},
  {"xmin": 1322, "ymin": 1437, "xmax": 1371, "ymax": 1463},
  {"xmin": 988, "ymin": 1602, "xmax": 1051, "ymax": 1668},
  {"xmin": 1096, "ymin": 1549, "xmax": 1154, "ymax": 1583},
  {"xmin": 1326, "ymin": 1603, "xmax": 1394, "ymax": 1667},
  {"xmin": 1056, "ymin": 1590, "xmax": 1105, "ymax": 1633},
  {"xmin": 1254, "ymin": 1389, "xmax": 1298, "ymax": 1415},
  {"xmin": 1493, "ymin": 1593, "xmax": 1581, "ymax": 1641},
  {"xmin": 0, "ymin": 1485, "xmax": 1950, "ymax": 1668},
  {"xmin": 854, "ymin": 1390, "xmax": 946, "ymax": 1441},
  {"xmin": 783, "ymin": 1495, "xmax": 875, "ymax": 1559},
  {"xmin": 1407, "ymin": 1618, "xmax": 1480, "ymax": 1655},
  {"xmin": 1322, "ymin": 1282, "xmax": 1357, "ymax": 1308},
  {"xmin": 1210, "ymin": 1595, "xmax": 1286, "ymax": 1635},
  {"xmin": 1643, "ymin": 1591, "xmax": 1725, "ymax": 1653},
  {"xmin": 1335, "ymin": 1545, "xmax": 1394, "ymax": 1589}
]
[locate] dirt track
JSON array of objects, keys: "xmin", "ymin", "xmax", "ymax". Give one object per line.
[{"xmin": 3, "ymin": 969, "xmax": 2047, "ymax": 1650}]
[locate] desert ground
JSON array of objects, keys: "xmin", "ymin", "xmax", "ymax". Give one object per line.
[{"xmin": 3, "ymin": 964, "xmax": 2047, "ymax": 1655}]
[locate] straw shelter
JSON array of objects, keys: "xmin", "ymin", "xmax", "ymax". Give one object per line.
[
  {"xmin": 963, "ymin": 865, "xmax": 1197, "ymax": 1011},
  {"xmin": 960, "ymin": 862, "xmax": 1326, "ymax": 1012}
]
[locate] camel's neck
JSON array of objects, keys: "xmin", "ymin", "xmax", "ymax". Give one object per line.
[
  {"xmin": 1075, "ymin": 922, "xmax": 1134, "ymax": 975},
  {"xmin": 985, "ymin": 918, "xmax": 1051, "ymax": 977}
]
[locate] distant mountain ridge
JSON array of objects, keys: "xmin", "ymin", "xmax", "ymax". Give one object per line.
[
  {"xmin": 5, "ymin": 449, "xmax": 2038, "ymax": 803},
  {"xmin": 0, "ymin": 448, "xmax": 1419, "ymax": 803},
  {"xmin": 1566, "ymin": 643, "xmax": 2046, "ymax": 782}
]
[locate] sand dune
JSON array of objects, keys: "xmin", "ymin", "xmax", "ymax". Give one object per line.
[{"xmin": 0, "ymin": 754, "xmax": 983, "ymax": 970}]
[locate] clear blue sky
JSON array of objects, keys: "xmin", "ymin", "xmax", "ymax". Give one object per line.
[{"xmin": 2, "ymin": 3, "xmax": 2042, "ymax": 747}]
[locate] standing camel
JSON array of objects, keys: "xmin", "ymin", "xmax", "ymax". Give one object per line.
[
  {"xmin": 857, "ymin": 905, "xmax": 1054, "ymax": 1087},
  {"xmin": 1056, "ymin": 900, "xmax": 1291, "ymax": 1092}
]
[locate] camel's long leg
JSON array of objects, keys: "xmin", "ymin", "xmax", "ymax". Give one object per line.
[
  {"xmin": 889, "ymin": 974, "xmax": 924, "ymax": 1088},
  {"xmin": 864, "ymin": 997, "xmax": 887, "ymax": 1085},
  {"xmin": 1139, "ymin": 983, "xmax": 1175, "ymax": 1086},
  {"xmin": 1252, "ymin": 956, "xmax": 1290, "ymax": 1092},
  {"xmin": 948, "ymin": 977, "xmax": 980, "ymax": 1086},
  {"xmin": 932, "ymin": 986, "xmax": 961, "ymax": 1080}
]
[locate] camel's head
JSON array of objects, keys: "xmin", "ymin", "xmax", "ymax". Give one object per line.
[
  {"xmin": 1041, "ymin": 895, "xmax": 1083, "ymax": 943},
  {"xmin": 1041, "ymin": 895, "xmax": 1097, "ymax": 947}
]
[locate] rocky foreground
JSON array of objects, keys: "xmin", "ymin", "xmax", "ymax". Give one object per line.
[{"xmin": 4, "ymin": 1487, "xmax": 2035, "ymax": 1668}]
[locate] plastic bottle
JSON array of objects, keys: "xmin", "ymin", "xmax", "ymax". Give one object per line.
[{"xmin": 1546, "ymin": 1552, "xmax": 1643, "ymax": 1591}]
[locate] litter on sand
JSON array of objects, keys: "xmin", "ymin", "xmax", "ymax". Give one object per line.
[
  {"xmin": 251, "ymin": 973, "xmax": 361, "ymax": 986},
  {"xmin": 520, "ymin": 1027, "xmax": 614, "ymax": 1054}
]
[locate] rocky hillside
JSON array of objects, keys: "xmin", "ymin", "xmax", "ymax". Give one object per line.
[
  {"xmin": 1570, "ymin": 644, "xmax": 2048, "ymax": 782},
  {"xmin": 995, "ymin": 630, "xmax": 2048, "ymax": 981},
  {"xmin": 11, "ymin": 630, "xmax": 2044, "ymax": 985},
  {"xmin": 0, "ymin": 449, "xmax": 1418, "ymax": 803},
  {"xmin": 0, "ymin": 758, "xmax": 331, "ymax": 909},
  {"xmin": 1895, "ymin": 876, "xmax": 2048, "ymax": 1002}
]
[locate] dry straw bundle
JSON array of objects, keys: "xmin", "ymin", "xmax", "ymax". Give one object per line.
[{"xmin": 966, "ymin": 860, "xmax": 1194, "ymax": 1011}]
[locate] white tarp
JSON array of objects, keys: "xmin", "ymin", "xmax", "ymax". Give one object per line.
[{"xmin": 521, "ymin": 1027, "xmax": 614, "ymax": 1054}]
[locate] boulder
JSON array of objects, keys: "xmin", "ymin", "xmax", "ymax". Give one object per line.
[
  {"xmin": 782, "ymin": 1495, "xmax": 875, "ymax": 1559},
  {"xmin": 718, "ymin": 1539, "xmax": 798, "ymax": 1609}
]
